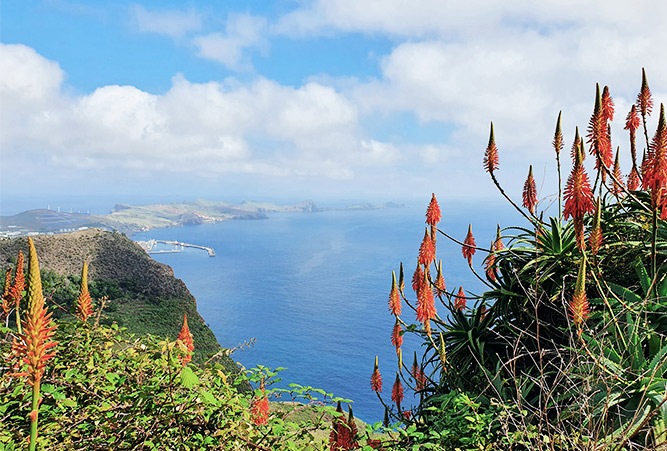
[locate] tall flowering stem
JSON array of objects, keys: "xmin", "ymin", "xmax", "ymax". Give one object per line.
[
  {"xmin": 484, "ymin": 122, "xmax": 535, "ymax": 223},
  {"xmin": 371, "ymin": 356, "xmax": 382, "ymax": 393},
  {"xmin": 2, "ymin": 267, "xmax": 11, "ymax": 321},
  {"xmin": 455, "ymin": 287, "xmax": 466, "ymax": 310},
  {"xmin": 388, "ymin": 271, "xmax": 401, "ymax": 316},
  {"xmin": 564, "ymin": 142, "xmax": 595, "ymax": 250},
  {"xmin": 11, "ymin": 238, "xmax": 57, "ymax": 451},
  {"xmin": 392, "ymin": 372, "xmax": 404, "ymax": 409},
  {"xmin": 625, "ymin": 104, "xmax": 641, "ymax": 172},
  {"xmin": 416, "ymin": 271, "xmax": 436, "ymax": 336},
  {"xmin": 554, "ymin": 112, "xmax": 564, "ymax": 218},
  {"xmin": 570, "ymin": 257, "xmax": 590, "ymax": 331},
  {"xmin": 587, "ymin": 84, "xmax": 613, "ymax": 179},
  {"xmin": 638, "ymin": 67, "xmax": 653, "ymax": 151},
  {"xmin": 418, "ymin": 228, "xmax": 435, "ymax": 267},
  {"xmin": 462, "ymin": 224, "xmax": 476, "ymax": 266},
  {"xmin": 426, "ymin": 193, "xmax": 441, "ymax": 243},
  {"xmin": 75, "ymin": 262, "xmax": 94, "ymax": 322},
  {"xmin": 391, "ymin": 317, "xmax": 403, "ymax": 356},
  {"xmin": 177, "ymin": 314, "xmax": 195, "ymax": 366},
  {"xmin": 523, "ymin": 165, "xmax": 538, "ymax": 215},
  {"xmin": 11, "ymin": 250, "xmax": 25, "ymax": 334}
]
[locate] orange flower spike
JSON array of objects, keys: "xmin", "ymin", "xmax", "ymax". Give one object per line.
[
  {"xmin": 75, "ymin": 262, "xmax": 94, "ymax": 322},
  {"xmin": 411, "ymin": 264, "xmax": 423, "ymax": 294},
  {"xmin": 627, "ymin": 166, "xmax": 640, "ymax": 191},
  {"xmin": 434, "ymin": 260, "xmax": 446, "ymax": 294},
  {"xmin": 589, "ymin": 200, "xmax": 603, "ymax": 256},
  {"xmin": 642, "ymin": 104, "xmax": 667, "ymax": 208},
  {"xmin": 484, "ymin": 248, "xmax": 496, "ymax": 282},
  {"xmin": 391, "ymin": 372, "xmax": 404, "ymax": 406},
  {"xmin": 177, "ymin": 314, "xmax": 195, "ymax": 365},
  {"xmin": 601, "ymin": 85, "xmax": 614, "ymax": 122},
  {"xmin": 637, "ymin": 67, "xmax": 653, "ymax": 118},
  {"xmin": 371, "ymin": 356, "xmax": 382, "ymax": 393},
  {"xmin": 416, "ymin": 271, "xmax": 436, "ymax": 334},
  {"xmin": 391, "ymin": 317, "xmax": 403, "ymax": 353},
  {"xmin": 329, "ymin": 401, "xmax": 346, "ymax": 449},
  {"xmin": 418, "ymin": 228, "xmax": 435, "ymax": 267},
  {"xmin": 455, "ymin": 286, "xmax": 466, "ymax": 310},
  {"xmin": 2, "ymin": 268, "xmax": 11, "ymax": 318},
  {"xmin": 570, "ymin": 257, "xmax": 590, "ymax": 328},
  {"xmin": 251, "ymin": 380, "xmax": 270, "ymax": 425},
  {"xmin": 587, "ymin": 84, "xmax": 613, "ymax": 171},
  {"xmin": 564, "ymin": 142, "xmax": 595, "ymax": 223},
  {"xmin": 626, "ymin": 104, "xmax": 640, "ymax": 167},
  {"xmin": 425, "ymin": 193, "xmax": 441, "ymax": 226},
  {"xmin": 522, "ymin": 165, "xmax": 538, "ymax": 214},
  {"xmin": 388, "ymin": 271, "xmax": 401, "ymax": 316},
  {"xmin": 494, "ymin": 224, "xmax": 504, "ymax": 251},
  {"xmin": 484, "ymin": 122, "xmax": 499, "ymax": 173},
  {"xmin": 554, "ymin": 111, "xmax": 563, "ymax": 157},
  {"xmin": 570, "ymin": 127, "xmax": 582, "ymax": 161},
  {"xmin": 462, "ymin": 224, "xmax": 476, "ymax": 265},
  {"xmin": 18, "ymin": 238, "xmax": 57, "ymax": 451},
  {"xmin": 611, "ymin": 149, "xmax": 625, "ymax": 196},
  {"xmin": 345, "ymin": 406, "xmax": 359, "ymax": 449},
  {"xmin": 10, "ymin": 250, "xmax": 25, "ymax": 307}
]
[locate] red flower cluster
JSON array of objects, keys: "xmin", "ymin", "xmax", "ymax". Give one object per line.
[
  {"xmin": 330, "ymin": 402, "xmax": 359, "ymax": 451},
  {"xmin": 418, "ymin": 228, "xmax": 435, "ymax": 266},
  {"xmin": 454, "ymin": 287, "xmax": 466, "ymax": 310},
  {"xmin": 388, "ymin": 271, "xmax": 401, "ymax": 316},
  {"xmin": 251, "ymin": 380, "xmax": 270, "ymax": 425},
  {"xmin": 391, "ymin": 372, "xmax": 404, "ymax": 407},
  {"xmin": 637, "ymin": 67, "xmax": 653, "ymax": 117},
  {"xmin": 371, "ymin": 356, "xmax": 382, "ymax": 393},
  {"xmin": 391, "ymin": 318, "xmax": 403, "ymax": 353},
  {"xmin": 462, "ymin": 225, "xmax": 476, "ymax": 265},
  {"xmin": 564, "ymin": 142, "xmax": 595, "ymax": 249},
  {"xmin": 483, "ymin": 122, "xmax": 499, "ymax": 173},
  {"xmin": 177, "ymin": 314, "xmax": 195, "ymax": 366},
  {"xmin": 1, "ymin": 268, "xmax": 11, "ymax": 320},
  {"xmin": 587, "ymin": 84, "xmax": 614, "ymax": 173},
  {"xmin": 642, "ymin": 104, "xmax": 667, "ymax": 214},
  {"xmin": 75, "ymin": 262, "xmax": 94, "ymax": 322},
  {"xmin": 10, "ymin": 250, "xmax": 25, "ymax": 308},
  {"xmin": 11, "ymin": 239, "xmax": 57, "ymax": 386},
  {"xmin": 522, "ymin": 165, "xmax": 537, "ymax": 214}
]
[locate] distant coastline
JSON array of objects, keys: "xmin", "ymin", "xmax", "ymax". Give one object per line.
[{"xmin": 0, "ymin": 198, "xmax": 404, "ymax": 237}]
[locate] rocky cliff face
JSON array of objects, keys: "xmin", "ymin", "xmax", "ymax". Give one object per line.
[{"xmin": 0, "ymin": 229, "xmax": 233, "ymax": 370}]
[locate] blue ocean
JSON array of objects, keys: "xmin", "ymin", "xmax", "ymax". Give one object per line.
[{"xmin": 133, "ymin": 201, "xmax": 517, "ymax": 422}]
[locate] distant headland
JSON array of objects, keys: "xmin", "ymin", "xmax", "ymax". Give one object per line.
[{"xmin": 0, "ymin": 199, "xmax": 404, "ymax": 237}]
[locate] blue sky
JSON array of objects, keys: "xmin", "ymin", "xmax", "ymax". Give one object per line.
[{"xmin": 1, "ymin": 0, "xmax": 666, "ymax": 214}]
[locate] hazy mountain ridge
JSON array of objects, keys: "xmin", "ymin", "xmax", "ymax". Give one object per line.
[{"xmin": 0, "ymin": 199, "xmax": 403, "ymax": 235}]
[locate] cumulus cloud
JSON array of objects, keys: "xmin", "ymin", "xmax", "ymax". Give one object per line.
[
  {"xmin": 130, "ymin": 4, "xmax": 202, "ymax": 38},
  {"xmin": 192, "ymin": 14, "xmax": 267, "ymax": 70},
  {"xmin": 0, "ymin": 43, "xmax": 401, "ymax": 185}
]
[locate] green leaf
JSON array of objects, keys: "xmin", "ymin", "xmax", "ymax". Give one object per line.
[{"xmin": 180, "ymin": 366, "xmax": 199, "ymax": 388}]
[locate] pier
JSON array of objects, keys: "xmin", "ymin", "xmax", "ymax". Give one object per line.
[{"xmin": 137, "ymin": 239, "xmax": 215, "ymax": 257}]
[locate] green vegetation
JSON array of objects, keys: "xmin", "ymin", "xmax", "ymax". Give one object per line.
[
  {"xmin": 371, "ymin": 70, "xmax": 667, "ymax": 449},
  {"xmin": 3, "ymin": 70, "xmax": 667, "ymax": 450}
]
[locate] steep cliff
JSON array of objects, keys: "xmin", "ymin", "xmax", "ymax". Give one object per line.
[{"xmin": 0, "ymin": 229, "xmax": 234, "ymax": 371}]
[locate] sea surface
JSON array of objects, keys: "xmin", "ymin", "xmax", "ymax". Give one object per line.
[{"xmin": 133, "ymin": 201, "xmax": 516, "ymax": 422}]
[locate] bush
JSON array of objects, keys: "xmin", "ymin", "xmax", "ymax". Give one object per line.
[{"xmin": 372, "ymin": 70, "xmax": 667, "ymax": 450}]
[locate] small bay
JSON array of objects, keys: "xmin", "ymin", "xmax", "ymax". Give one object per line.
[{"xmin": 133, "ymin": 202, "xmax": 511, "ymax": 422}]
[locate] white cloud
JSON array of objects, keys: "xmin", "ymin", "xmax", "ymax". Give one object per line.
[
  {"xmin": 0, "ymin": 44, "xmax": 380, "ymax": 184},
  {"xmin": 130, "ymin": 4, "xmax": 202, "ymax": 38},
  {"xmin": 192, "ymin": 14, "xmax": 267, "ymax": 70}
]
